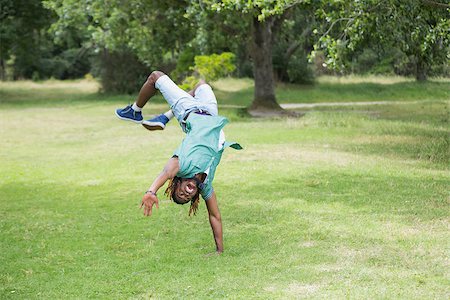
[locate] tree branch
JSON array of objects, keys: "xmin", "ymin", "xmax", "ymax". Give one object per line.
[
  {"xmin": 282, "ymin": 0, "xmax": 305, "ymax": 12},
  {"xmin": 421, "ymin": 0, "xmax": 450, "ymax": 9},
  {"xmin": 284, "ymin": 26, "xmax": 312, "ymax": 60},
  {"xmin": 320, "ymin": 17, "xmax": 353, "ymax": 40}
]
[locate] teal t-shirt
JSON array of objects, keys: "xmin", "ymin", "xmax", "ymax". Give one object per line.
[{"xmin": 173, "ymin": 113, "xmax": 242, "ymax": 200}]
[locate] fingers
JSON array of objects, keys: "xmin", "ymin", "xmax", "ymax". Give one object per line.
[
  {"xmin": 148, "ymin": 204, "xmax": 153, "ymax": 216},
  {"xmin": 143, "ymin": 201, "xmax": 153, "ymax": 217},
  {"xmin": 140, "ymin": 195, "xmax": 147, "ymax": 209},
  {"xmin": 139, "ymin": 195, "xmax": 159, "ymax": 217},
  {"xmin": 143, "ymin": 200, "xmax": 150, "ymax": 216}
]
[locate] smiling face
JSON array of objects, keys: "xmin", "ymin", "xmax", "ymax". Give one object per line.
[
  {"xmin": 174, "ymin": 178, "xmax": 198, "ymax": 204},
  {"xmin": 165, "ymin": 176, "xmax": 202, "ymax": 216}
]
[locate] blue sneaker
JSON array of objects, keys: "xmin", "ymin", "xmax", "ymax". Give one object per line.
[
  {"xmin": 115, "ymin": 105, "xmax": 143, "ymax": 123},
  {"xmin": 142, "ymin": 114, "xmax": 170, "ymax": 131}
]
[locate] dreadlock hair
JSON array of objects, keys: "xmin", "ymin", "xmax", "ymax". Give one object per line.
[{"xmin": 165, "ymin": 176, "xmax": 201, "ymax": 216}]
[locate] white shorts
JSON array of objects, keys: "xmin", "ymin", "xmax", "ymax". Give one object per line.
[{"xmin": 155, "ymin": 75, "xmax": 218, "ymax": 123}]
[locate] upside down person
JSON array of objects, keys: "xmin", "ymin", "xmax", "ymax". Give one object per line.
[{"xmin": 115, "ymin": 71, "xmax": 242, "ymax": 253}]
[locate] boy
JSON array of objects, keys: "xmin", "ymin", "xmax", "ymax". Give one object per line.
[{"xmin": 115, "ymin": 71, "xmax": 241, "ymax": 253}]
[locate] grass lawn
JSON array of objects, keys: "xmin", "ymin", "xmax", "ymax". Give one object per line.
[{"xmin": 0, "ymin": 77, "xmax": 449, "ymax": 299}]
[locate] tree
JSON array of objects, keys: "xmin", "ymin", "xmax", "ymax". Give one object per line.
[
  {"xmin": 44, "ymin": 0, "xmax": 195, "ymax": 92},
  {"xmin": 313, "ymin": 0, "xmax": 450, "ymax": 81},
  {"xmin": 272, "ymin": 6, "xmax": 316, "ymax": 83},
  {"xmin": 211, "ymin": 0, "xmax": 308, "ymax": 112},
  {"xmin": 0, "ymin": 0, "xmax": 55, "ymax": 79},
  {"xmin": 45, "ymin": 0, "xmax": 311, "ymax": 104}
]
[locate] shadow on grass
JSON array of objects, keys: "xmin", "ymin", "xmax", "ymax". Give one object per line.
[
  {"xmin": 343, "ymin": 133, "xmax": 449, "ymax": 166},
  {"xmin": 298, "ymin": 101, "xmax": 449, "ymax": 166},
  {"xmin": 353, "ymin": 106, "xmax": 448, "ymax": 166}
]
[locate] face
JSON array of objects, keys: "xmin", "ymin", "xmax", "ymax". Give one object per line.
[{"xmin": 175, "ymin": 178, "xmax": 198, "ymax": 204}]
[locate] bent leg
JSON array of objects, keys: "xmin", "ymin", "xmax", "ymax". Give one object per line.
[
  {"xmin": 154, "ymin": 74, "xmax": 198, "ymax": 123},
  {"xmin": 136, "ymin": 71, "xmax": 165, "ymax": 108},
  {"xmin": 191, "ymin": 80, "xmax": 218, "ymax": 116},
  {"xmin": 115, "ymin": 70, "xmax": 169, "ymax": 124},
  {"xmin": 188, "ymin": 79, "xmax": 207, "ymax": 97}
]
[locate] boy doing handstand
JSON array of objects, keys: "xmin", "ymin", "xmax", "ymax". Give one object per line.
[{"xmin": 115, "ymin": 71, "xmax": 241, "ymax": 253}]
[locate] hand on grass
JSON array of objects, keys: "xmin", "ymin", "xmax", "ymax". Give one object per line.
[{"xmin": 140, "ymin": 193, "xmax": 159, "ymax": 216}]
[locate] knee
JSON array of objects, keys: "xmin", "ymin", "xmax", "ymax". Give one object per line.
[
  {"xmin": 147, "ymin": 70, "xmax": 165, "ymax": 84},
  {"xmin": 194, "ymin": 79, "xmax": 207, "ymax": 90}
]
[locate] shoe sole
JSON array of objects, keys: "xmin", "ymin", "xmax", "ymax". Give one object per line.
[
  {"xmin": 142, "ymin": 121, "xmax": 165, "ymax": 131},
  {"xmin": 115, "ymin": 111, "xmax": 143, "ymax": 124}
]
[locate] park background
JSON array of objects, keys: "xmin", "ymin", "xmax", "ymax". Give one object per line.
[{"xmin": 1, "ymin": 0, "xmax": 449, "ymax": 298}]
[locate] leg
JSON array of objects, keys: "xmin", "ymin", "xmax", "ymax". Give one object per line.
[
  {"xmin": 188, "ymin": 79, "xmax": 207, "ymax": 97},
  {"xmin": 136, "ymin": 71, "xmax": 165, "ymax": 108},
  {"xmin": 143, "ymin": 79, "xmax": 211, "ymax": 131},
  {"xmin": 142, "ymin": 73, "xmax": 200, "ymax": 131},
  {"xmin": 142, "ymin": 110, "xmax": 174, "ymax": 131},
  {"xmin": 191, "ymin": 80, "xmax": 218, "ymax": 116},
  {"xmin": 115, "ymin": 71, "xmax": 165, "ymax": 123}
]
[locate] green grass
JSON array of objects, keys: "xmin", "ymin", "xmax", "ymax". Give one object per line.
[
  {"xmin": 1, "ymin": 78, "xmax": 449, "ymax": 299},
  {"xmin": 1, "ymin": 76, "xmax": 448, "ymax": 108},
  {"xmin": 213, "ymin": 76, "xmax": 450, "ymax": 106}
]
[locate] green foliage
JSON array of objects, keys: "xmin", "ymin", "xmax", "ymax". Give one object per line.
[
  {"xmin": 0, "ymin": 0, "xmax": 55, "ymax": 79},
  {"xmin": 212, "ymin": 0, "xmax": 309, "ymax": 20},
  {"xmin": 44, "ymin": 0, "xmax": 195, "ymax": 68},
  {"xmin": 0, "ymin": 0, "xmax": 95, "ymax": 80},
  {"xmin": 5, "ymin": 0, "xmax": 448, "ymax": 92},
  {"xmin": 177, "ymin": 52, "xmax": 237, "ymax": 90},
  {"xmin": 272, "ymin": 6, "xmax": 316, "ymax": 83},
  {"xmin": 171, "ymin": 47, "xmax": 196, "ymax": 81},
  {"xmin": 186, "ymin": 2, "xmax": 252, "ymax": 78},
  {"xmin": 36, "ymin": 48, "xmax": 93, "ymax": 80},
  {"xmin": 195, "ymin": 52, "xmax": 236, "ymax": 81},
  {"xmin": 98, "ymin": 49, "xmax": 148, "ymax": 94},
  {"xmin": 286, "ymin": 53, "xmax": 315, "ymax": 84},
  {"xmin": 313, "ymin": 0, "xmax": 450, "ymax": 80},
  {"xmin": 178, "ymin": 75, "xmax": 199, "ymax": 91},
  {"xmin": 42, "ymin": 0, "xmax": 201, "ymax": 90}
]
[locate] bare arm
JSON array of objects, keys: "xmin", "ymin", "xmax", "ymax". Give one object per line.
[
  {"xmin": 205, "ymin": 191, "xmax": 223, "ymax": 253},
  {"xmin": 148, "ymin": 157, "xmax": 179, "ymax": 193},
  {"xmin": 141, "ymin": 157, "xmax": 179, "ymax": 216}
]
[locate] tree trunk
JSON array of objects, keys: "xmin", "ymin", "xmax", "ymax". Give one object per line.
[
  {"xmin": 0, "ymin": 59, "xmax": 5, "ymax": 80},
  {"xmin": 249, "ymin": 16, "xmax": 283, "ymax": 112},
  {"xmin": 415, "ymin": 55, "xmax": 427, "ymax": 81}
]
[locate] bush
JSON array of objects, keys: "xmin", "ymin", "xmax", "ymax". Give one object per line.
[
  {"xmin": 177, "ymin": 52, "xmax": 237, "ymax": 91},
  {"xmin": 353, "ymin": 48, "xmax": 378, "ymax": 74},
  {"xmin": 194, "ymin": 52, "xmax": 236, "ymax": 81},
  {"xmin": 98, "ymin": 49, "xmax": 149, "ymax": 94},
  {"xmin": 286, "ymin": 53, "xmax": 315, "ymax": 84},
  {"xmin": 171, "ymin": 47, "xmax": 196, "ymax": 81},
  {"xmin": 59, "ymin": 48, "xmax": 93, "ymax": 79},
  {"xmin": 273, "ymin": 47, "xmax": 315, "ymax": 84},
  {"xmin": 178, "ymin": 75, "xmax": 198, "ymax": 91},
  {"xmin": 39, "ymin": 56, "xmax": 70, "ymax": 79}
]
